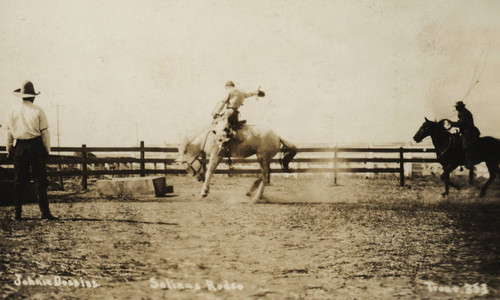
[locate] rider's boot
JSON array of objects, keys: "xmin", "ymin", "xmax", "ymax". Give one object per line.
[{"xmin": 465, "ymin": 152, "xmax": 475, "ymax": 170}]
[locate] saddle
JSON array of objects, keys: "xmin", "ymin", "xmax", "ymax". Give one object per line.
[
  {"xmin": 229, "ymin": 120, "xmax": 246, "ymax": 131},
  {"xmin": 225, "ymin": 121, "xmax": 248, "ymax": 141},
  {"xmin": 452, "ymin": 132, "xmax": 483, "ymax": 164}
]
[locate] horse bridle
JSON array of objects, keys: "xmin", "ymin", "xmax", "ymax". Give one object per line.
[
  {"xmin": 437, "ymin": 136, "xmax": 453, "ymax": 159},
  {"xmin": 184, "ymin": 129, "xmax": 211, "ymax": 177},
  {"xmin": 186, "ymin": 151, "xmax": 206, "ymax": 177}
]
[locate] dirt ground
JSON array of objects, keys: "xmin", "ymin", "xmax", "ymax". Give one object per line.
[{"xmin": 1, "ymin": 174, "xmax": 499, "ymax": 299}]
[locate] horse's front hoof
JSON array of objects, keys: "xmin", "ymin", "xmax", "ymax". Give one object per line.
[
  {"xmin": 441, "ymin": 192, "xmax": 448, "ymax": 197},
  {"xmin": 479, "ymin": 191, "xmax": 486, "ymax": 198},
  {"xmin": 199, "ymin": 193, "xmax": 207, "ymax": 198}
]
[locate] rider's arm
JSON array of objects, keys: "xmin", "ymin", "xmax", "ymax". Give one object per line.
[
  {"xmin": 449, "ymin": 113, "xmax": 464, "ymax": 127},
  {"xmin": 212, "ymin": 94, "xmax": 229, "ymax": 118},
  {"xmin": 244, "ymin": 91, "xmax": 259, "ymax": 98}
]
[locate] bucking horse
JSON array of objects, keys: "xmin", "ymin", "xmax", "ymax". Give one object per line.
[
  {"xmin": 413, "ymin": 117, "xmax": 500, "ymax": 197},
  {"xmin": 178, "ymin": 124, "xmax": 297, "ymax": 201}
]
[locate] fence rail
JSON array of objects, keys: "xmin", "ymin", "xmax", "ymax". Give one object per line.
[{"xmin": 0, "ymin": 142, "xmax": 439, "ymax": 190}]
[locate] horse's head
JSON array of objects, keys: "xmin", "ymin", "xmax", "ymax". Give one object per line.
[
  {"xmin": 413, "ymin": 117, "xmax": 437, "ymax": 143},
  {"xmin": 177, "ymin": 136, "xmax": 206, "ymax": 182}
]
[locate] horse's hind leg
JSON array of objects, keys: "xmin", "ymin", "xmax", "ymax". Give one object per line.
[
  {"xmin": 251, "ymin": 176, "xmax": 265, "ymax": 202},
  {"xmin": 265, "ymin": 161, "xmax": 271, "ymax": 186},
  {"xmin": 469, "ymin": 168, "xmax": 475, "ymax": 186},
  {"xmin": 251, "ymin": 159, "xmax": 267, "ymax": 201},
  {"xmin": 247, "ymin": 157, "xmax": 267, "ymax": 197},
  {"xmin": 246, "ymin": 177, "xmax": 262, "ymax": 197},
  {"xmin": 480, "ymin": 162, "xmax": 498, "ymax": 197}
]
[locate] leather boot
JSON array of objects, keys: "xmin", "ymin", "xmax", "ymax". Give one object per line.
[
  {"xmin": 465, "ymin": 152, "xmax": 475, "ymax": 170},
  {"xmin": 14, "ymin": 208, "xmax": 22, "ymax": 220},
  {"xmin": 38, "ymin": 186, "xmax": 58, "ymax": 220},
  {"xmin": 14, "ymin": 189, "xmax": 23, "ymax": 220},
  {"xmin": 41, "ymin": 211, "xmax": 58, "ymax": 220}
]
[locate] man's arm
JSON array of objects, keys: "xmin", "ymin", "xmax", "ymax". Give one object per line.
[
  {"xmin": 243, "ymin": 90, "xmax": 259, "ymax": 99},
  {"xmin": 41, "ymin": 129, "xmax": 50, "ymax": 154},
  {"xmin": 212, "ymin": 94, "xmax": 229, "ymax": 118},
  {"xmin": 39, "ymin": 109, "xmax": 51, "ymax": 153},
  {"xmin": 6, "ymin": 130, "xmax": 14, "ymax": 154},
  {"xmin": 243, "ymin": 88, "xmax": 265, "ymax": 99}
]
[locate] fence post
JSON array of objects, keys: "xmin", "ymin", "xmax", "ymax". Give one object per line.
[
  {"xmin": 140, "ymin": 141, "xmax": 145, "ymax": 177},
  {"xmin": 333, "ymin": 146, "xmax": 338, "ymax": 185},
  {"xmin": 81, "ymin": 144, "xmax": 88, "ymax": 190},
  {"xmin": 399, "ymin": 147, "xmax": 404, "ymax": 186},
  {"xmin": 57, "ymin": 156, "xmax": 64, "ymax": 190}
]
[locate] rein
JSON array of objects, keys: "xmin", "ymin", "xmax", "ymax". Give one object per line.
[
  {"xmin": 434, "ymin": 120, "xmax": 456, "ymax": 160},
  {"xmin": 437, "ymin": 135, "xmax": 453, "ymax": 159}
]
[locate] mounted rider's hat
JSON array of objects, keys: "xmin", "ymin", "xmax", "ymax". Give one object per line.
[
  {"xmin": 225, "ymin": 81, "xmax": 235, "ymax": 88},
  {"xmin": 13, "ymin": 80, "xmax": 40, "ymax": 98},
  {"xmin": 454, "ymin": 101, "xmax": 465, "ymax": 108}
]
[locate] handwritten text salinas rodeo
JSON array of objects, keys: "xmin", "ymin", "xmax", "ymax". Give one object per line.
[{"xmin": 150, "ymin": 277, "xmax": 243, "ymax": 292}]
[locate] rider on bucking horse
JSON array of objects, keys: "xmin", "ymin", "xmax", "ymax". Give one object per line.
[
  {"xmin": 211, "ymin": 81, "xmax": 265, "ymax": 153},
  {"xmin": 449, "ymin": 101, "xmax": 481, "ymax": 170}
]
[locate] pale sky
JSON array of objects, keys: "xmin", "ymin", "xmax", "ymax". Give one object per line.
[{"xmin": 1, "ymin": 0, "xmax": 499, "ymax": 147}]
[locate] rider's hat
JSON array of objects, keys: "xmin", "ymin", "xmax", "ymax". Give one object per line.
[
  {"xmin": 225, "ymin": 81, "xmax": 235, "ymax": 88},
  {"xmin": 13, "ymin": 80, "xmax": 40, "ymax": 98},
  {"xmin": 454, "ymin": 101, "xmax": 465, "ymax": 108}
]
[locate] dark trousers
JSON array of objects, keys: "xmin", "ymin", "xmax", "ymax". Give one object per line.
[
  {"xmin": 12, "ymin": 137, "xmax": 50, "ymax": 217},
  {"xmin": 227, "ymin": 108, "xmax": 239, "ymax": 128},
  {"xmin": 462, "ymin": 130, "xmax": 480, "ymax": 169}
]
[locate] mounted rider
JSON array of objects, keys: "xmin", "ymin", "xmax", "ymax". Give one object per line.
[
  {"xmin": 211, "ymin": 81, "xmax": 265, "ymax": 152},
  {"xmin": 449, "ymin": 101, "xmax": 481, "ymax": 170}
]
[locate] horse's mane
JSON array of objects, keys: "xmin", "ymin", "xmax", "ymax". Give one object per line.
[
  {"xmin": 178, "ymin": 125, "xmax": 215, "ymax": 155},
  {"xmin": 427, "ymin": 119, "xmax": 451, "ymax": 133}
]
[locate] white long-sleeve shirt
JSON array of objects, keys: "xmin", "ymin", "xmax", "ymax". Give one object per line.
[
  {"xmin": 212, "ymin": 87, "xmax": 259, "ymax": 116},
  {"xmin": 6, "ymin": 100, "xmax": 50, "ymax": 153}
]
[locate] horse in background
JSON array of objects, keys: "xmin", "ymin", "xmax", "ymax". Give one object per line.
[
  {"xmin": 178, "ymin": 125, "xmax": 297, "ymax": 202},
  {"xmin": 413, "ymin": 118, "xmax": 500, "ymax": 197}
]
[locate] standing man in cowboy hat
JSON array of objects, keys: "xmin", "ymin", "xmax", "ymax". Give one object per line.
[
  {"xmin": 6, "ymin": 80, "xmax": 57, "ymax": 220},
  {"xmin": 449, "ymin": 101, "xmax": 481, "ymax": 171}
]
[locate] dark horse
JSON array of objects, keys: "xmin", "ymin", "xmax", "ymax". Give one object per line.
[{"xmin": 413, "ymin": 118, "xmax": 500, "ymax": 197}]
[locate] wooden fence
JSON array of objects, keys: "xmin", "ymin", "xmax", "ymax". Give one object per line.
[{"xmin": 0, "ymin": 141, "xmax": 439, "ymax": 190}]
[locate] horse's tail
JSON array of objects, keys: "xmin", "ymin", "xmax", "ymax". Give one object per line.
[
  {"xmin": 482, "ymin": 136, "xmax": 500, "ymax": 161},
  {"xmin": 279, "ymin": 138, "xmax": 297, "ymax": 173}
]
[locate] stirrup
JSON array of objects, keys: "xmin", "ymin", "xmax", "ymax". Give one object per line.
[{"xmin": 219, "ymin": 146, "xmax": 230, "ymax": 157}]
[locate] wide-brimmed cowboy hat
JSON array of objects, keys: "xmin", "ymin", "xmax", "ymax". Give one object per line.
[
  {"xmin": 13, "ymin": 80, "xmax": 40, "ymax": 98},
  {"xmin": 454, "ymin": 101, "xmax": 465, "ymax": 108}
]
